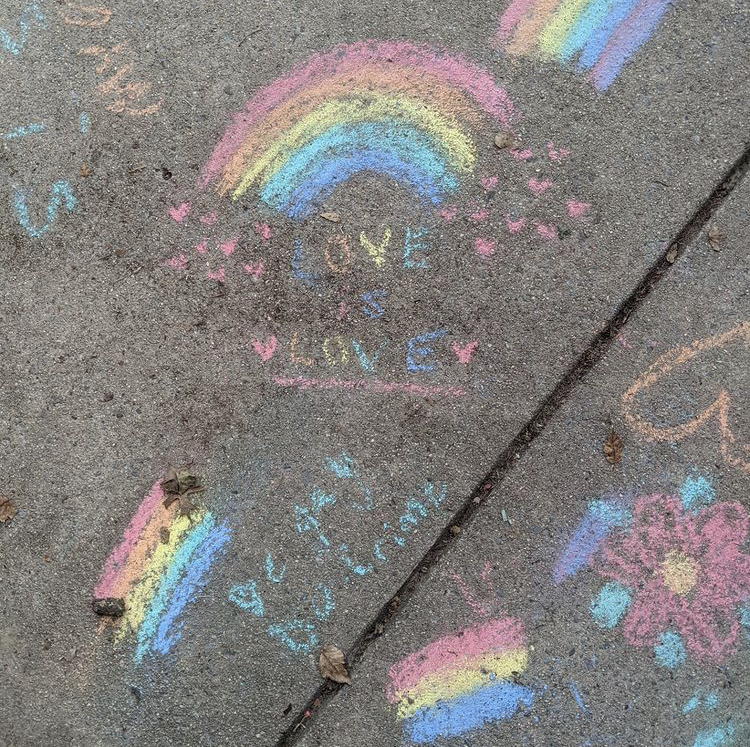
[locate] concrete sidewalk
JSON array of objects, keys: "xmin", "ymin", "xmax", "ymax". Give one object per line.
[
  {"xmin": 0, "ymin": 0, "xmax": 749, "ymax": 745},
  {"xmin": 296, "ymin": 154, "xmax": 750, "ymax": 747}
]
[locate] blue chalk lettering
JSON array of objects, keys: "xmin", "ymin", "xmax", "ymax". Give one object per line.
[
  {"xmin": 352, "ymin": 339, "xmax": 386, "ymax": 374},
  {"xmin": 13, "ymin": 180, "xmax": 76, "ymax": 238},
  {"xmin": 267, "ymin": 620, "xmax": 318, "ymax": 654},
  {"xmin": 265, "ymin": 553, "xmax": 286, "ymax": 583},
  {"xmin": 311, "ymin": 584, "xmax": 335, "ymax": 620},
  {"xmin": 325, "ymin": 453, "xmax": 356, "ymax": 479},
  {"xmin": 78, "ymin": 112, "xmax": 90, "ymax": 134},
  {"xmin": 291, "ymin": 238, "xmax": 320, "ymax": 286},
  {"xmin": 422, "ymin": 481, "xmax": 447, "ymax": 507},
  {"xmin": 403, "ymin": 226, "xmax": 431, "ymax": 268},
  {"xmin": 309, "ymin": 487, "xmax": 336, "ymax": 513},
  {"xmin": 406, "ymin": 329, "xmax": 447, "ymax": 372},
  {"xmin": 361, "ymin": 289, "xmax": 388, "ymax": 318},
  {"xmin": 228, "ymin": 581, "xmax": 265, "ymax": 616},
  {"xmin": 338, "ymin": 543, "xmax": 373, "ymax": 576},
  {"xmin": 1, "ymin": 3, "xmax": 45, "ymax": 57},
  {"xmin": 3, "ymin": 122, "xmax": 44, "ymax": 140}
]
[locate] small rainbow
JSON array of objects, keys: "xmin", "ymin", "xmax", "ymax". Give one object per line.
[
  {"xmin": 496, "ymin": 0, "xmax": 678, "ymax": 91},
  {"xmin": 386, "ymin": 617, "xmax": 534, "ymax": 744},
  {"xmin": 94, "ymin": 482, "xmax": 231, "ymax": 662},
  {"xmin": 200, "ymin": 40, "xmax": 517, "ymax": 219}
]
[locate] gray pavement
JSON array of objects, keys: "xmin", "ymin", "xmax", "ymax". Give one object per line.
[
  {"xmin": 0, "ymin": 1, "xmax": 749, "ymax": 745},
  {"xmin": 297, "ymin": 163, "xmax": 750, "ymax": 747}
]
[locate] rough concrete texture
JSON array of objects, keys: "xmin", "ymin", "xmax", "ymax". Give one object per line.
[
  {"xmin": 0, "ymin": 0, "xmax": 749, "ymax": 745},
  {"xmin": 297, "ymin": 162, "xmax": 750, "ymax": 746}
]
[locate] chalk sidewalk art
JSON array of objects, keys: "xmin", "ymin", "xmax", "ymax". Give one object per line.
[
  {"xmin": 94, "ymin": 481, "xmax": 231, "ymax": 662},
  {"xmin": 495, "ymin": 0, "xmax": 680, "ymax": 91},
  {"xmin": 554, "ymin": 475, "xmax": 750, "ymax": 670},
  {"xmin": 229, "ymin": 452, "xmax": 448, "ymax": 656},
  {"xmin": 163, "ymin": 39, "xmax": 596, "ymax": 398},
  {"xmin": 3, "ymin": 1, "xmax": 161, "ymax": 239},
  {"xmin": 386, "ymin": 617, "xmax": 534, "ymax": 744},
  {"xmin": 623, "ymin": 322, "xmax": 750, "ymax": 474}
]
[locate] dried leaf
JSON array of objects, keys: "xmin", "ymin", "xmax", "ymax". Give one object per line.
[
  {"xmin": 159, "ymin": 526, "xmax": 170, "ymax": 544},
  {"xmin": 0, "ymin": 496, "xmax": 17, "ymax": 523},
  {"xmin": 318, "ymin": 645, "xmax": 352, "ymax": 685},
  {"xmin": 320, "ymin": 211, "xmax": 341, "ymax": 223},
  {"xmin": 80, "ymin": 163, "xmax": 90, "ymax": 177},
  {"xmin": 92, "ymin": 597, "xmax": 125, "ymax": 617},
  {"xmin": 707, "ymin": 224, "xmax": 725, "ymax": 252},
  {"xmin": 604, "ymin": 430, "xmax": 624, "ymax": 464},
  {"xmin": 494, "ymin": 132, "xmax": 514, "ymax": 149},
  {"xmin": 666, "ymin": 247, "xmax": 678, "ymax": 263}
]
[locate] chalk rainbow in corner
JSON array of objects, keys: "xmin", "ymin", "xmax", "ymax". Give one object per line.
[
  {"xmin": 94, "ymin": 482, "xmax": 231, "ymax": 662},
  {"xmin": 386, "ymin": 617, "xmax": 534, "ymax": 743},
  {"xmin": 496, "ymin": 0, "xmax": 679, "ymax": 91},
  {"xmin": 200, "ymin": 40, "xmax": 517, "ymax": 219}
]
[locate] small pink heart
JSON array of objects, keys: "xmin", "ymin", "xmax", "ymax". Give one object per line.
[
  {"xmin": 243, "ymin": 261, "xmax": 264, "ymax": 278},
  {"xmin": 166, "ymin": 253, "xmax": 187, "ymax": 270},
  {"xmin": 439, "ymin": 205, "xmax": 458, "ymax": 221},
  {"xmin": 528, "ymin": 178, "xmax": 552, "ymax": 196},
  {"xmin": 509, "ymin": 148, "xmax": 533, "ymax": 160},
  {"xmin": 207, "ymin": 267, "xmax": 225, "ymax": 282},
  {"xmin": 219, "ymin": 237, "xmax": 238, "ymax": 256},
  {"xmin": 505, "ymin": 216, "xmax": 526, "ymax": 233},
  {"xmin": 480, "ymin": 176, "xmax": 499, "ymax": 190},
  {"xmin": 168, "ymin": 202, "xmax": 191, "ymax": 222},
  {"xmin": 199, "ymin": 211, "xmax": 218, "ymax": 225},
  {"xmin": 254, "ymin": 222, "xmax": 272, "ymax": 241},
  {"xmin": 252, "ymin": 335, "xmax": 277, "ymax": 362},
  {"xmin": 536, "ymin": 222, "xmax": 558, "ymax": 241},
  {"xmin": 469, "ymin": 209, "xmax": 489, "ymax": 224},
  {"xmin": 451, "ymin": 341, "xmax": 479, "ymax": 364},
  {"xmin": 566, "ymin": 200, "xmax": 591, "ymax": 218},
  {"xmin": 475, "ymin": 237, "xmax": 496, "ymax": 257}
]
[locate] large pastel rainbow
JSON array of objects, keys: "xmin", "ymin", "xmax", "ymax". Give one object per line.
[
  {"xmin": 387, "ymin": 617, "xmax": 534, "ymax": 743},
  {"xmin": 200, "ymin": 40, "xmax": 517, "ymax": 219},
  {"xmin": 94, "ymin": 482, "xmax": 231, "ymax": 662},
  {"xmin": 496, "ymin": 0, "xmax": 678, "ymax": 91}
]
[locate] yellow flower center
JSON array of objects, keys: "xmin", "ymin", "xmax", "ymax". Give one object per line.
[{"xmin": 661, "ymin": 550, "xmax": 699, "ymax": 596}]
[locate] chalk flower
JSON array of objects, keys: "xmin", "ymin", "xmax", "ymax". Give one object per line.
[{"xmin": 596, "ymin": 493, "xmax": 750, "ymax": 663}]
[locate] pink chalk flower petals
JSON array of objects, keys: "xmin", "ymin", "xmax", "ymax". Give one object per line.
[{"xmin": 595, "ymin": 492, "xmax": 750, "ymax": 664}]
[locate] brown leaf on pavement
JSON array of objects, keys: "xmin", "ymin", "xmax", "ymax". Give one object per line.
[
  {"xmin": 604, "ymin": 430, "xmax": 624, "ymax": 464},
  {"xmin": 0, "ymin": 496, "xmax": 17, "ymax": 523},
  {"xmin": 318, "ymin": 645, "xmax": 352, "ymax": 685},
  {"xmin": 92, "ymin": 597, "xmax": 125, "ymax": 617},
  {"xmin": 320, "ymin": 211, "xmax": 341, "ymax": 223},
  {"xmin": 162, "ymin": 468, "xmax": 203, "ymax": 516}
]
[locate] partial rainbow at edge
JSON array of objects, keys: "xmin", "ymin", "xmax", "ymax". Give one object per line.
[
  {"xmin": 387, "ymin": 618, "xmax": 534, "ymax": 743},
  {"xmin": 94, "ymin": 481, "xmax": 231, "ymax": 662},
  {"xmin": 496, "ymin": 0, "xmax": 678, "ymax": 91},
  {"xmin": 200, "ymin": 40, "xmax": 517, "ymax": 219}
]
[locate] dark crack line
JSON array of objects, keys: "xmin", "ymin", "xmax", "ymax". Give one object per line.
[{"xmin": 276, "ymin": 141, "xmax": 750, "ymax": 746}]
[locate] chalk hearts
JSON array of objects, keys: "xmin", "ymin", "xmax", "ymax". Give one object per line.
[
  {"xmin": 168, "ymin": 202, "xmax": 191, "ymax": 222},
  {"xmin": 622, "ymin": 322, "xmax": 750, "ymax": 473},
  {"xmin": 527, "ymin": 178, "xmax": 552, "ymax": 196},
  {"xmin": 251, "ymin": 335, "xmax": 278, "ymax": 362}
]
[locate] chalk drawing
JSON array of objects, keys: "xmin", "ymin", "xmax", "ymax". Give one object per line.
[
  {"xmin": 495, "ymin": 0, "xmax": 679, "ymax": 91},
  {"xmin": 0, "ymin": 2, "xmax": 45, "ymax": 57},
  {"xmin": 386, "ymin": 617, "xmax": 534, "ymax": 744},
  {"xmin": 79, "ymin": 42, "xmax": 162, "ymax": 116},
  {"xmin": 12, "ymin": 181, "xmax": 77, "ymax": 238},
  {"xmin": 2, "ymin": 123, "xmax": 45, "ymax": 140},
  {"xmin": 557, "ymin": 477, "xmax": 750, "ymax": 668},
  {"xmin": 58, "ymin": 2, "xmax": 112, "ymax": 28},
  {"xmin": 199, "ymin": 40, "xmax": 517, "ymax": 219},
  {"xmin": 622, "ymin": 322, "xmax": 750, "ymax": 474},
  {"xmin": 230, "ymin": 455, "xmax": 447, "ymax": 654},
  {"xmin": 94, "ymin": 481, "xmax": 231, "ymax": 662}
]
